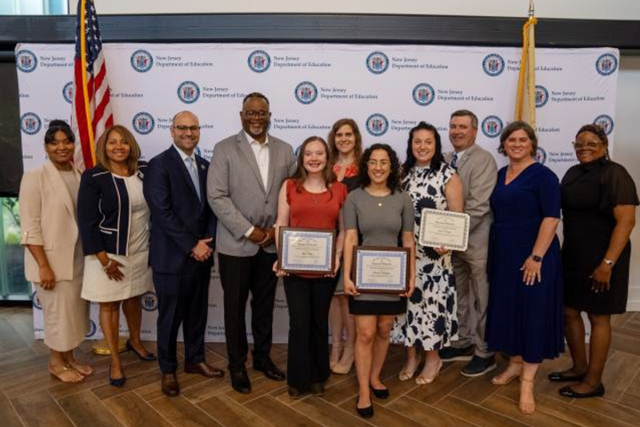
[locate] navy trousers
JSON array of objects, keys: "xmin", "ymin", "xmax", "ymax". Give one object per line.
[{"xmin": 153, "ymin": 258, "xmax": 211, "ymax": 374}]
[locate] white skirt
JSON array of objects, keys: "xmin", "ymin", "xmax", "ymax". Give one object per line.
[{"xmin": 81, "ymin": 250, "xmax": 152, "ymax": 302}]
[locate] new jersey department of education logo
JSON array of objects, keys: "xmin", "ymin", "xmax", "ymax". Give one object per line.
[
  {"xmin": 20, "ymin": 113, "xmax": 42, "ymax": 135},
  {"xmin": 535, "ymin": 147, "xmax": 547, "ymax": 165},
  {"xmin": 85, "ymin": 320, "xmax": 97, "ymax": 338},
  {"xmin": 366, "ymin": 51, "xmax": 389, "ymax": 75},
  {"xmin": 294, "ymin": 81, "xmax": 318, "ymax": 104},
  {"xmin": 481, "ymin": 115, "xmax": 503, "ymax": 138},
  {"xmin": 412, "ymin": 83, "xmax": 435, "ymax": 106},
  {"xmin": 62, "ymin": 81, "xmax": 74, "ymax": 104},
  {"xmin": 130, "ymin": 49, "xmax": 153, "ymax": 73},
  {"xmin": 31, "ymin": 291, "xmax": 42, "ymax": 310},
  {"xmin": 177, "ymin": 81, "xmax": 200, "ymax": 104},
  {"xmin": 141, "ymin": 291, "xmax": 158, "ymax": 312},
  {"xmin": 366, "ymin": 113, "xmax": 389, "ymax": 137},
  {"xmin": 535, "ymin": 85, "xmax": 549, "ymax": 108},
  {"xmin": 132, "ymin": 112, "xmax": 155, "ymax": 135},
  {"xmin": 593, "ymin": 114, "xmax": 614, "ymax": 135},
  {"xmin": 248, "ymin": 50, "xmax": 271, "ymax": 73},
  {"xmin": 482, "ymin": 54, "xmax": 505, "ymax": 77},
  {"xmin": 595, "ymin": 53, "xmax": 618, "ymax": 76},
  {"xmin": 16, "ymin": 50, "xmax": 38, "ymax": 73}
]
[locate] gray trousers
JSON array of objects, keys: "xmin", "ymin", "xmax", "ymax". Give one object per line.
[{"xmin": 451, "ymin": 254, "xmax": 493, "ymax": 358}]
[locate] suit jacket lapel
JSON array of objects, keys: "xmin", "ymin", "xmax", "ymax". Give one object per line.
[
  {"xmin": 43, "ymin": 161, "xmax": 76, "ymax": 220},
  {"xmin": 196, "ymin": 156, "xmax": 207, "ymax": 207},
  {"xmin": 265, "ymin": 138, "xmax": 276, "ymax": 195},
  {"xmin": 236, "ymin": 132, "xmax": 266, "ymax": 193},
  {"xmin": 457, "ymin": 144, "xmax": 478, "ymax": 170},
  {"xmin": 169, "ymin": 146, "xmax": 201, "ymax": 202}
]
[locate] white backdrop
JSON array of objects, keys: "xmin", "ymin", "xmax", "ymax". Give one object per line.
[{"xmin": 16, "ymin": 43, "xmax": 619, "ymax": 342}]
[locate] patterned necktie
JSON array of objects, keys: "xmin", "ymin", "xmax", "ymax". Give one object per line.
[
  {"xmin": 186, "ymin": 157, "xmax": 201, "ymax": 201},
  {"xmin": 450, "ymin": 153, "xmax": 459, "ymax": 169}
]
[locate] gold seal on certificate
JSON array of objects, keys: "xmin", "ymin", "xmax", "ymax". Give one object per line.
[
  {"xmin": 278, "ymin": 227, "xmax": 336, "ymax": 274},
  {"xmin": 352, "ymin": 246, "xmax": 409, "ymax": 294},
  {"xmin": 418, "ymin": 208, "xmax": 470, "ymax": 251}
]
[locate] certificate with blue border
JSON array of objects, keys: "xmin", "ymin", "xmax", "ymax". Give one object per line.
[
  {"xmin": 278, "ymin": 227, "xmax": 336, "ymax": 274},
  {"xmin": 353, "ymin": 246, "xmax": 409, "ymax": 294},
  {"xmin": 418, "ymin": 208, "xmax": 470, "ymax": 251}
]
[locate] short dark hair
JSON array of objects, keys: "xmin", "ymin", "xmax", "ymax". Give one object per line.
[
  {"xmin": 357, "ymin": 143, "xmax": 401, "ymax": 193},
  {"xmin": 44, "ymin": 120, "xmax": 75, "ymax": 144},
  {"xmin": 450, "ymin": 109, "xmax": 478, "ymax": 129},
  {"xmin": 401, "ymin": 121, "xmax": 444, "ymax": 179},
  {"xmin": 576, "ymin": 124, "xmax": 608, "ymax": 146},
  {"xmin": 498, "ymin": 120, "xmax": 538, "ymax": 157},
  {"xmin": 242, "ymin": 92, "xmax": 270, "ymax": 106}
]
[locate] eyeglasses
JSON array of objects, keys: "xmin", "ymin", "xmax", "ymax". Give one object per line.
[
  {"xmin": 367, "ymin": 160, "xmax": 390, "ymax": 167},
  {"xmin": 571, "ymin": 141, "xmax": 601, "ymax": 150},
  {"xmin": 174, "ymin": 125, "xmax": 200, "ymax": 132},
  {"xmin": 243, "ymin": 110, "xmax": 268, "ymax": 119}
]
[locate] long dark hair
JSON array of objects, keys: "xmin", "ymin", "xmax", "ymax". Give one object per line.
[
  {"xmin": 328, "ymin": 118, "xmax": 363, "ymax": 167},
  {"xmin": 401, "ymin": 121, "xmax": 444, "ymax": 179},
  {"xmin": 95, "ymin": 125, "xmax": 142, "ymax": 175},
  {"xmin": 357, "ymin": 143, "xmax": 401, "ymax": 194},
  {"xmin": 291, "ymin": 136, "xmax": 336, "ymax": 193}
]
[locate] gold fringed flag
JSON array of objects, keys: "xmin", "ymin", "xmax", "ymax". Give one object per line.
[
  {"xmin": 515, "ymin": 1, "xmax": 538, "ymax": 128},
  {"xmin": 72, "ymin": 0, "xmax": 114, "ymax": 171}
]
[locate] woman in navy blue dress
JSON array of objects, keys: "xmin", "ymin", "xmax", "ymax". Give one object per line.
[{"xmin": 486, "ymin": 121, "xmax": 563, "ymax": 415}]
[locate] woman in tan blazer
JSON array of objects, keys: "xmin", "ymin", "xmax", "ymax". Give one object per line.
[{"xmin": 19, "ymin": 120, "xmax": 92, "ymax": 383}]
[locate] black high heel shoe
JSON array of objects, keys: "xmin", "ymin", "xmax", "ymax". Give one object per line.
[
  {"xmin": 370, "ymin": 383, "xmax": 390, "ymax": 399},
  {"xmin": 109, "ymin": 364, "xmax": 126, "ymax": 387},
  {"xmin": 126, "ymin": 339, "xmax": 157, "ymax": 362}
]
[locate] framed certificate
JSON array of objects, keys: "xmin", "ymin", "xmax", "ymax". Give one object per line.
[
  {"xmin": 352, "ymin": 246, "xmax": 409, "ymax": 294},
  {"xmin": 418, "ymin": 208, "xmax": 470, "ymax": 251},
  {"xmin": 278, "ymin": 227, "xmax": 336, "ymax": 274}
]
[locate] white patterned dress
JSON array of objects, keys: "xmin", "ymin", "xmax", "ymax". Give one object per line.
[{"xmin": 391, "ymin": 163, "xmax": 459, "ymax": 350}]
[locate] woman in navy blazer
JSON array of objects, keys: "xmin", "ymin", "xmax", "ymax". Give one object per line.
[{"xmin": 78, "ymin": 125, "xmax": 156, "ymax": 387}]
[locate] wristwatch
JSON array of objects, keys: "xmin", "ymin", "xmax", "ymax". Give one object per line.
[
  {"xmin": 603, "ymin": 258, "xmax": 614, "ymax": 267},
  {"xmin": 531, "ymin": 254, "xmax": 542, "ymax": 262}
]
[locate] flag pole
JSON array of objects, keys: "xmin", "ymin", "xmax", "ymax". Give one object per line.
[{"xmin": 515, "ymin": 0, "xmax": 537, "ymax": 126}]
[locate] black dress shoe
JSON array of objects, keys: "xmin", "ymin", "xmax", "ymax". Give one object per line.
[
  {"xmin": 254, "ymin": 360, "xmax": 286, "ymax": 381},
  {"xmin": 184, "ymin": 362, "xmax": 225, "ymax": 378},
  {"xmin": 370, "ymin": 384, "xmax": 389, "ymax": 399},
  {"xmin": 356, "ymin": 397, "xmax": 374, "ymax": 418},
  {"xmin": 162, "ymin": 373, "xmax": 180, "ymax": 397},
  {"xmin": 230, "ymin": 369, "xmax": 252, "ymax": 394},
  {"xmin": 126, "ymin": 340, "xmax": 157, "ymax": 362},
  {"xmin": 559, "ymin": 383, "xmax": 605, "ymax": 398},
  {"xmin": 548, "ymin": 371, "xmax": 586, "ymax": 382}
]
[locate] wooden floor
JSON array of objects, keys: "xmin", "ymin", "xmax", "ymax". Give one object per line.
[{"xmin": 1, "ymin": 307, "xmax": 640, "ymax": 427}]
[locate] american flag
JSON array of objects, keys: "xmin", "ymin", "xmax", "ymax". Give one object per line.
[{"xmin": 72, "ymin": 0, "xmax": 113, "ymax": 171}]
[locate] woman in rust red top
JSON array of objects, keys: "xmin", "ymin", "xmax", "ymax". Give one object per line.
[
  {"xmin": 274, "ymin": 136, "xmax": 348, "ymax": 398},
  {"xmin": 327, "ymin": 118, "xmax": 363, "ymax": 374}
]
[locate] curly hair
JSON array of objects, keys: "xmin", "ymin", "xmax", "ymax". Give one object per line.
[
  {"xmin": 401, "ymin": 121, "xmax": 444, "ymax": 179},
  {"xmin": 357, "ymin": 143, "xmax": 401, "ymax": 194}
]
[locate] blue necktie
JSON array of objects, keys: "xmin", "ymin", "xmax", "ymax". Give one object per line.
[
  {"xmin": 450, "ymin": 153, "xmax": 459, "ymax": 169},
  {"xmin": 186, "ymin": 157, "xmax": 201, "ymax": 201}
]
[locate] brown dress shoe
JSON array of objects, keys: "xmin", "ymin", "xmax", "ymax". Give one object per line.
[
  {"xmin": 162, "ymin": 373, "xmax": 180, "ymax": 397},
  {"xmin": 184, "ymin": 362, "xmax": 225, "ymax": 378}
]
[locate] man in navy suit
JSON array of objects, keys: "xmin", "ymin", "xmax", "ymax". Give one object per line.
[{"xmin": 144, "ymin": 110, "xmax": 223, "ymax": 397}]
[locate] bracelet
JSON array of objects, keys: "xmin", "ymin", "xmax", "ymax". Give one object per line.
[{"xmin": 102, "ymin": 259, "xmax": 114, "ymax": 272}]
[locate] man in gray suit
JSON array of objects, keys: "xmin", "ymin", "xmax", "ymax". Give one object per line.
[
  {"xmin": 441, "ymin": 109, "xmax": 498, "ymax": 377},
  {"xmin": 207, "ymin": 92, "xmax": 297, "ymax": 394}
]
